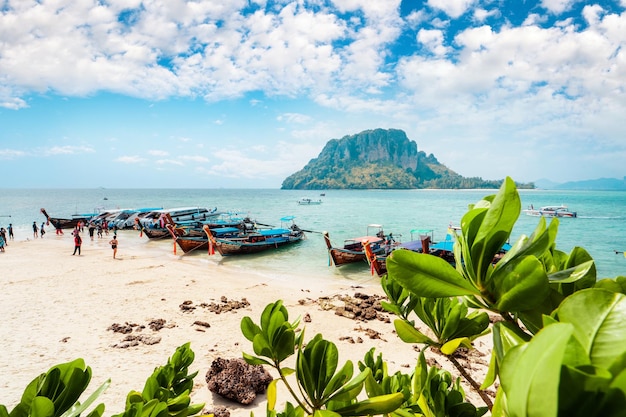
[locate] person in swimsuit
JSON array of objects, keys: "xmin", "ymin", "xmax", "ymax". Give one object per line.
[{"xmin": 109, "ymin": 235, "xmax": 118, "ymax": 259}]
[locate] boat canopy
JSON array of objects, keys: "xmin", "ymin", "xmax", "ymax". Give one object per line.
[
  {"xmin": 259, "ymin": 228, "xmax": 291, "ymax": 236},
  {"xmin": 347, "ymin": 236, "xmax": 383, "ymax": 243},
  {"xmin": 211, "ymin": 227, "xmax": 241, "ymax": 236}
]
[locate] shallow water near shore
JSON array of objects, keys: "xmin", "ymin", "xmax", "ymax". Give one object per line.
[{"xmin": 1, "ymin": 187, "xmax": 625, "ymax": 279}]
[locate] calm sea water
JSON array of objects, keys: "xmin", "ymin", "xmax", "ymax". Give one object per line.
[{"xmin": 1, "ymin": 188, "xmax": 624, "ymax": 280}]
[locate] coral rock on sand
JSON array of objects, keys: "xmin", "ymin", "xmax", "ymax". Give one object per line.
[
  {"xmin": 203, "ymin": 405, "xmax": 230, "ymax": 417},
  {"xmin": 206, "ymin": 358, "xmax": 273, "ymax": 405}
]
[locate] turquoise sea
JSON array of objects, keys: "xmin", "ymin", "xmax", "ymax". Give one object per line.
[{"xmin": 1, "ymin": 188, "xmax": 624, "ymax": 280}]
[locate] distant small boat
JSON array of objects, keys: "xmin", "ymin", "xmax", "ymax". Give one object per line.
[
  {"xmin": 522, "ymin": 205, "xmax": 577, "ymax": 218},
  {"xmin": 103, "ymin": 197, "xmax": 108, "ymax": 200},
  {"xmin": 298, "ymin": 197, "xmax": 322, "ymax": 205}
]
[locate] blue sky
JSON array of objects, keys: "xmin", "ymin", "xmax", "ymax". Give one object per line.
[{"xmin": 0, "ymin": 0, "xmax": 625, "ymax": 188}]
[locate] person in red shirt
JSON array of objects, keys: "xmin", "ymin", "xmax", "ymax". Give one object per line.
[{"xmin": 72, "ymin": 232, "xmax": 82, "ymax": 256}]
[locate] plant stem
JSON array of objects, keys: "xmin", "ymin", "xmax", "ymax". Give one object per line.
[
  {"xmin": 447, "ymin": 355, "xmax": 493, "ymax": 411},
  {"xmin": 275, "ymin": 363, "xmax": 312, "ymax": 414}
]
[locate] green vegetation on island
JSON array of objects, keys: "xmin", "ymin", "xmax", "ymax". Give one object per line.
[{"xmin": 281, "ymin": 128, "xmax": 535, "ymax": 190}]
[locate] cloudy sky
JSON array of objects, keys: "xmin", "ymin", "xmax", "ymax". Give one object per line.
[{"xmin": 1, "ymin": 0, "xmax": 624, "ymax": 188}]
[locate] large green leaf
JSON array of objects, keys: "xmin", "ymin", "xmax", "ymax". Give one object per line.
[
  {"xmin": 387, "ymin": 251, "xmax": 479, "ymax": 298},
  {"xmin": 464, "ymin": 177, "xmax": 520, "ymax": 284},
  {"xmin": 548, "ymin": 260, "xmax": 595, "ymax": 284},
  {"xmin": 327, "ymin": 369, "xmax": 368, "ymax": 403},
  {"xmin": 555, "ymin": 289, "xmax": 626, "ymax": 370},
  {"xmin": 331, "ymin": 393, "xmax": 404, "ymax": 416},
  {"xmin": 393, "ymin": 319, "xmax": 436, "ymax": 345},
  {"xmin": 594, "ymin": 277, "xmax": 626, "ymax": 294},
  {"xmin": 491, "ymin": 255, "xmax": 549, "ymax": 312},
  {"xmin": 240, "ymin": 316, "xmax": 262, "ymax": 341},
  {"xmin": 500, "ymin": 323, "xmax": 573, "ymax": 417},
  {"xmin": 30, "ymin": 398, "xmax": 55, "ymax": 417},
  {"xmin": 494, "ymin": 217, "xmax": 555, "ymax": 273},
  {"xmin": 321, "ymin": 361, "xmax": 353, "ymax": 401}
]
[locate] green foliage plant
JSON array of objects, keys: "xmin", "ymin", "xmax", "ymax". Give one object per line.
[
  {"xmin": 386, "ymin": 177, "xmax": 595, "ymax": 336},
  {"xmin": 0, "ymin": 359, "xmax": 109, "ymax": 417},
  {"xmin": 492, "ymin": 288, "xmax": 626, "ymax": 417},
  {"xmin": 384, "ymin": 176, "xmax": 626, "ymax": 415},
  {"xmin": 358, "ymin": 348, "xmax": 487, "ymax": 417},
  {"xmin": 381, "ymin": 275, "xmax": 490, "ymax": 355},
  {"xmin": 112, "ymin": 343, "xmax": 205, "ymax": 417},
  {"xmin": 240, "ymin": 300, "xmax": 404, "ymax": 416}
]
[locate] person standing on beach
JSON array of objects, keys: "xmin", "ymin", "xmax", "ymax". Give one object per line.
[
  {"xmin": 0, "ymin": 233, "xmax": 5, "ymax": 252},
  {"xmin": 109, "ymin": 235, "xmax": 118, "ymax": 259},
  {"xmin": 72, "ymin": 232, "xmax": 82, "ymax": 255},
  {"xmin": 8, "ymin": 224, "xmax": 14, "ymax": 241},
  {"xmin": 40, "ymin": 222, "xmax": 46, "ymax": 238},
  {"xmin": 32, "ymin": 221, "xmax": 38, "ymax": 239}
]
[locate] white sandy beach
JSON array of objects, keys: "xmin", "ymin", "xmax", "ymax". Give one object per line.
[{"xmin": 0, "ymin": 230, "xmax": 493, "ymax": 416}]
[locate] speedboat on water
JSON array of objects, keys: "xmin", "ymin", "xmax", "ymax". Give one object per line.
[
  {"xmin": 297, "ymin": 197, "xmax": 322, "ymax": 205},
  {"xmin": 522, "ymin": 205, "xmax": 577, "ymax": 218}
]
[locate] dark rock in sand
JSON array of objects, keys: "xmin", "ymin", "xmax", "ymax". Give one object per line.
[
  {"xmin": 206, "ymin": 358, "xmax": 273, "ymax": 405},
  {"xmin": 203, "ymin": 406, "xmax": 230, "ymax": 417}
]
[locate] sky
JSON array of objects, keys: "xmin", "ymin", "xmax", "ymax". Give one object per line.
[{"xmin": 0, "ymin": 0, "xmax": 625, "ymax": 189}]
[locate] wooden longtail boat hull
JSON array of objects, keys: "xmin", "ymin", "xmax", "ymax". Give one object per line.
[
  {"xmin": 40, "ymin": 208, "xmax": 88, "ymax": 230},
  {"xmin": 165, "ymin": 224, "xmax": 210, "ymax": 254},
  {"xmin": 323, "ymin": 232, "xmax": 386, "ymax": 267},
  {"xmin": 363, "ymin": 240, "xmax": 388, "ymax": 276},
  {"xmin": 142, "ymin": 227, "xmax": 172, "ymax": 239},
  {"xmin": 176, "ymin": 237, "xmax": 209, "ymax": 253}
]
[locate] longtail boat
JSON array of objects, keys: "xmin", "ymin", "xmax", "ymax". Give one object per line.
[
  {"xmin": 203, "ymin": 216, "xmax": 305, "ymax": 256},
  {"xmin": 323, "ymin": 224, "xmax": 387, "ymax": 267},
  {"xmin": 40, "ymin": 208, "xmax": 92, "ymax": 230},
  {"xmin": 363, "ymin": 230, "xmax": 433, "ymax": 276}
]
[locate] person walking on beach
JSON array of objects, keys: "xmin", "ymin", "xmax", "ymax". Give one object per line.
[
  {"xmin": 32, "ymin": 221, "xmax": 38, "ymax": 239},
  {"xmin": 8, "ymin": 223, "xmax": 14, "ymax": 241},
  {"xmin": 72, "ymin": 232, "xmax": 82, "ymax": 255},
  {"xmin": 0, "ymin": 233, "xmax": 5, "ymax": 252},
  {"xmin": 109, "ymin": 235, "xmax": 118, "ymax": 259},
  {"xmin": 88, "ymin": 222, "xmax": 95, "ymax": 241},
  {"xmin": 40, "ymin": 222, "xmax": 46, "ymax": 238},
  {"xmin": 0, "ymin": 228, "xmax": 7, "ymax": 248}
]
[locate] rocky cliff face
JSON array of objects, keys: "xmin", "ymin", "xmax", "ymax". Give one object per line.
[{"xmin": 319, "ymin": 128, "xmax": 419, "ymax": 170}]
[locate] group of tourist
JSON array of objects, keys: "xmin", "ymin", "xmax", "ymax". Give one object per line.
[
  {"xmin": 70, "ymin": 223, "xmax": 119, "ymax": 259},
  {"xmin": 0, "ymin": 221, "xmax": 117, "ymax": 259}
]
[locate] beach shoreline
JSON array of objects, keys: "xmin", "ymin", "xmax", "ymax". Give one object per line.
[{"xmin": 0, "ymin": 231, "xmax": 493, "ymax": 415}]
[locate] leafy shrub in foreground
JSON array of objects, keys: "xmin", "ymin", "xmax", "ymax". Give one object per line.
[
  {"xmin": 0, "ymin": 359, "xmax": 108, "ymax": 417},
  {"xmin": 240, "ymin": 300, "xmax": 404, "ymax": 416}
]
